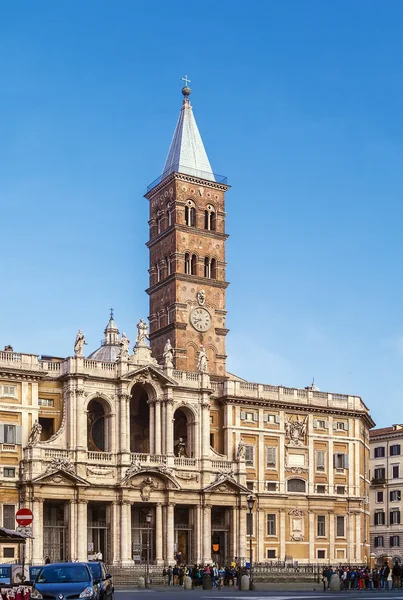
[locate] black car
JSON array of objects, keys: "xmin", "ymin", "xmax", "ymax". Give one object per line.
[
  {"xmin": 30, "ymin": 562, "xmax": 100, "ymax": 600},
  {"xmin": 86, "ymin": 562, "xmax": 113, "ymax": 600}
]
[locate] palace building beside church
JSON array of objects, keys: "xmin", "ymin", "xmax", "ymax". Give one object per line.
[{"xmin": 0, "ymin": 84, "xmax": 374, "ymax": 566}]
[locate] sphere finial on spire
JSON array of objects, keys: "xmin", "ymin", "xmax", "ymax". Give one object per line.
[{"xmin": 181, "ymin": 75, "xmax": 191, "ymax": 97}]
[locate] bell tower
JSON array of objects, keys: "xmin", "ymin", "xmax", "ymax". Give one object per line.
[{"xmin": 145, "ymin": 82, "xmax": 230, "ymax": 378}]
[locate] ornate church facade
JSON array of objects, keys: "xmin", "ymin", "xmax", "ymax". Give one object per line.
[{"xmin": 0, "ymin": 83, "xmax": 374, "ymax": 566}]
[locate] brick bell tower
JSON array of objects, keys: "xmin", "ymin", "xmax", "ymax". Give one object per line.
[{"xmin": 144, "ymin": 80, "xmax": 230, "ymax": 378}]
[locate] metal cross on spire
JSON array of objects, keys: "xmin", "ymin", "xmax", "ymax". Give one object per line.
[
  {"xmin": 181, "ymin": 75, "xmax": 191, "ymax": 87},
  {"xmin": 110, "ymin": 307, "xmax": 114, "ymax": 319}
]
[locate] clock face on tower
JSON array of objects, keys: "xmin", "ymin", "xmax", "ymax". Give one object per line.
[{"xmin": 189, "ymin": 307, "xmax": 212, "ymax": 332}]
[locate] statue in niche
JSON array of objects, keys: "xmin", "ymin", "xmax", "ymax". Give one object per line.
[
  {"xmin": 119, "ymin": 333, "xmax": 130, "ymax": 358},
  {"xmin": 197, "ymin": 346, "xmax": 208, "ymax": 372},
  {"xmin": 74, "ymin": 330, "xmax": 87, "ymax": 357},
  {"xmin": 28, "ymin": 420, "xmax": 42, "ymax": 446},
  {"xmin": 163, "ymin": 339, "xmax": 174, "ymax": 368},
  {"xmin": 176, "ymin": 437, "xmax": 187, "ymax": 457}
]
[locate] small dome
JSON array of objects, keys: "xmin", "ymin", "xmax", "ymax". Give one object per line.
[
  {"xmin": 182, "ymin": 86, "xmax": 191, "ymax": 97},
  {"xmin": 87, "ymin": 344, "xmax": 120, "ymax": 362}
]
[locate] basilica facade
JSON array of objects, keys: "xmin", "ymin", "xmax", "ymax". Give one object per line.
[{"xmin": 0, "ymin": 84, "xmax": 374, "ymax": 566}]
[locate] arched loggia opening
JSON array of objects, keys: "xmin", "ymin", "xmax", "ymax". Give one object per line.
[
  {"xmin": 130, "ymin": 384, "xmax": 150, "ymax": 453},
  {"xmin": 87, "ymin": 399, "xmax": 110, "ymax": 452},
  {"xmin": 173, "ymin": 407, "xmax": 195, "ymax": 458}
]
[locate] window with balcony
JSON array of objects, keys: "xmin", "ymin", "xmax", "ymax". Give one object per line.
[
  {"xmin": 267, "ymin": 514, "xmax": 277, "ymax": 536},
  {"xmin": 317, "ymin": 515, "xmax": 326, "ymax": 537},
  {"xmin": 390, "ymin": 444, "xmax": 401, "ymax": 456},
  {"xmin": 374, "ymin": 446, "xmax": 385, "ymax": 458},
  {"xmin": 374, "ymin": 467, "xmax": 386, "ymax": 481}
]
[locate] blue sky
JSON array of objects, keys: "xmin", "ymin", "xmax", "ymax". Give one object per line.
[{"xmin": 1, "ymin": 1, "xmax": 403, "ymax": 427}]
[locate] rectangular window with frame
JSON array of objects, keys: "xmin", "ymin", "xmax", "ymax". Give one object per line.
[
  {"xmin": 374, "ymin": 536, "xmax": 384, "ymax": 548},
  {"xmin": 317, "ymin": 484, "xmax": 326, "ymax": 494},
  {"xmin": 315, "ymin": 420, "xmax": 328, "ymax": 429},
  {"xmin": 2, "ymin": 505, "xmax": 15, "ymax": 529},
  {"xmin": 390, "ymin": 490, "xmax": 401, "ymax": 502},
  {"xmin": 317, "ymin": 515, "xmax": 326, "ymax": 537},
  {"xmin": 38, "ymin": 398, "xmax": 55, "ymax": 407},
  {"xmin": 374, "ymin": 446, "xmax": 385, "ymax": 458},
  {"xmin": 241, "ymin": 411, "xmax": 258, "ymax": 423},
  {"xmin": 267, "ymin": 514, "xmax": 276, "ymax": 536},
  {"xmin": 266, "ymin": 446, "xmax": 277, "ymax": 469},
  {"xmin": 267, "ymin": 482, "xmax": 277, "ymax": 492},
  {"xmin": 3, "ymin": 548, "xmax": 14, "ymax": 559},
  {"xmin": 317, "ymin": 549, "xmax": 326, "ymax": 559},
  {"xmin": 246, "ymin": 481, "xmax": 254, "ymax": 491},
  {"xmin": 336, "ymin": 515, "xmax": 345, "ymax": 537},
  {"xmin": 377, "ymin": 491, "xmax": 384, "ymax": 503},
  {"xmin": 374, "ymin": 511, "xmax": 385, "ymax": 526},
  {"xmin": 390, "ymin": 535, "xmax": 400, "ymax": 547},
  {"xmin": 333, "ymin": 453, "xmax": 349, "ymax": 469},
  {"xmin": 334, "ymin": 421, "xmax": 348, "ymax": 431},
  {"xmin": 336, "ymin": 485, "xmax": 346, "ymax": 495},
  {"xmin": 316, "ymin": 450, "xmax": 326, "ymax": 472},
  {"xmin": 245, "ymin": 445, "xmax": 254, "ymax": 467},
  {"xmin": 4, "ymin": 425, "xmax": 16, "ymax": 444},
  {"xmin": 390, "ymin": 510, "xmax": 400, "ymax": 525},
  {"xmin": 1, "ymin": 385, "xmax": 17, "ymax": 398},
  {"xmin": 267, "ymin": 549, "xmax": 276, "ymax": 559},
  {"xmin": 390, "ymin": 445, "xmax": 401, "ymax": 456},
  {"xmin": 3, "ymin": 468, "xmax": 15, "ymax": 478},
  {"xmin": 393, "ymin": 465, "xmax": 399, "ymax": 479},
  {"xmin": 263, "ymin": 414, "xmax": 280, "ymax": 424}
]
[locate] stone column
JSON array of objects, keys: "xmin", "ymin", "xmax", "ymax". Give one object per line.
[
  {"xmin": 165, "ymin": 400, "xmax": 174, "ymax": 455},
  {"xmin": 31, "ymin": 497, "xmax": 44, "ymax": 565},
  {"xmin": 111, "ymin": 501, "xmax": 120, "ymax": 565},
  {"xmin": 154, "ymin": 400, "xmax": 161, "ymax": 455},
  {"xmin": 239, "ymin": 503, "xmax": 246, "ymax": 563},
  {"xmin": 329, "ymin": 511, "xmax": 335, "ymax": 562},
  {"xmin": 120, "ymin": 501, "xmax": 133, "ymax": 566},
  {"xmin": 194, "ymin": 505, "xmax": 202, "ymax": 564},
  {"xmin": 77, "ymin": 500, "xmax": 88, "ymax": 561},
  {"xmin": 309, "ymin": 511, "xmax": 315, "ymax": 562},
  {"xmin": 279, "ymin": 509, "xmax": 286, "ymax": 562},
  {"xmin": 161, "ymin": 402, "xmax": 166, "ymax": 455},
  {"xmin": 230, "ymin": 507, "xmax": 238, "ymax": 562},
  {"xmin": 149, "ymin": 400, "xmax": 155, "ymax": 455},
  {"xmin": 201, "ymin": 401, "xmax": 210, "ymax": 458},
  {"xmin": 203, "ymin": 504, "xmax": 212, "ymax": 564},
  {"xmin": 257, "ymin": 508, "xmax": 264, "ymax": 562},
  {"xmin": 119, "ymin": 393, "xmax": 130, "ymax": 454},
  {"xmin": 166, "ymin": 503, "xmax": 175, "ymax": 564},
  {"xmin": 69, "ymin": 501, "xmax": 78, "ymax": 560},
  {"xmin": 155, "ymin": 503, "xmax": 163, "ymax": 565},
  {"xmin": 356, "ymin": 511, "xmax": 361, "ymax": 562},
  {"xmin": 76, "ymin": 389, "xmax": 86, "ymax": 450},
  {"xmin": 328, "ymin": 439, "xmax": 334, "ymax": 492}
]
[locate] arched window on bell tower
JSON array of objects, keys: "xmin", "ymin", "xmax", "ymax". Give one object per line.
[
  {"xmin": 191, "ymin": 254, "xmax": 197, "ymax": 275},
  {"xmin": 167, "ymin": 202, "xmax": 172, "ymax": 226},
  {"xmin": 185, "ymin": 253, "xmax": 191, "ymax": 275},
  {"xmin": 204, "ymin": 204, "xmax": 216, "ymax": 231},
  {"xmin": 204, "ymin": 256, "xmax": 211, "ymax": 278},
  {"xmin": 211, "ymin": 258, "xmax": 217, "ymax": 279},
  {"xmin": 185, "ymin": 200, "xmax": 196, "ymax": 227}
]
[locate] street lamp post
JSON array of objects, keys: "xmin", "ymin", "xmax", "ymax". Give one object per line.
[
  {"xmin": 145, "ymin": 511, "xmax": 152, "ymax": 588},
  {"xmin": 247, "ymin": 495, "xmax": 255, "ymax": 591}
]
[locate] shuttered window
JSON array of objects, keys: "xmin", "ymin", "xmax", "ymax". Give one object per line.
[
  {"xmin": 336, "ymin": 516, "xmax": 345, "ymax": 537},
  {"xmin": 2, "ymin": 505, "xmax": 15, "ymax": 529},
  {"xmin": 267, "ymin": 514, "xmax": 276, "ymax": 536},
  {"xmin": 245, "ymin": 445, "xmax": 254, "ymax": 467},
  {"xmin": 316, "ymin": 450, "xmax": 326, "ymax": 472},
  {"xmin": 0, "ymin": 424, "xmax": 21, "ymax": 444},
  {"xmin": 266, "ymin": 446, "xmax": 277, "ymax": 468}
]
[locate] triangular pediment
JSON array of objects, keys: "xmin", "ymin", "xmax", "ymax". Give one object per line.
[
  {"xmin": 204, "ymin": 474, "xmax": 250, "ymax": 494},
  {"xmin": 123, "ymin": 365, "xmax": 178, "ymax": 387},
  {"xmin": 33, "ymin": 468, "xmax": 90, "ymax": 487}
]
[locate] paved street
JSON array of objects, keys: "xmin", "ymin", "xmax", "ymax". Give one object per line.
[{"xmin": 114, "ymin": 590, "xmax": 403, "ymax": 600}]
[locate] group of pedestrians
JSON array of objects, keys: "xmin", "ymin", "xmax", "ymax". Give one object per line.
[
  {"xmin": 322, "ymin": 563, "xmax": 403, "ymax": 591},
  {"xmin": 162, "ymin": 563, "xmax": 247, "ymax": 588}
]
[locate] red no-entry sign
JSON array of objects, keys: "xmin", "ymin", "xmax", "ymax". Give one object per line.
[{"xmin": 16, "ymin": 508, "xmax": 33, "ymax": 526}]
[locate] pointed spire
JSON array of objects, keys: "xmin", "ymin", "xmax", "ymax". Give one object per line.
[{"xmin": 162, "ymin": 78, "xmax": 215, "ymax": 182}]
